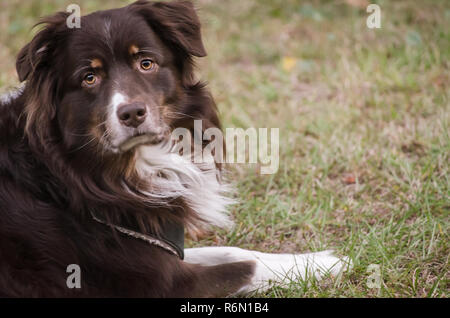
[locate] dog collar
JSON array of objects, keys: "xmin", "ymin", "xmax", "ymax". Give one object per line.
[{"xmin": 90, "ymin": 211, "xmax": 184, "ymax": 259}]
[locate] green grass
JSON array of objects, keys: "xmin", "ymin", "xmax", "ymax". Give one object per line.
[{"xmin": 1, "ymin": 0, "xmax": 449, "ymax": 297}]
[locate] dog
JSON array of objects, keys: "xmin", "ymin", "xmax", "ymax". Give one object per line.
[{"xmin": 0, "ymin": 0, "xmax": 350, "ymax": 297}]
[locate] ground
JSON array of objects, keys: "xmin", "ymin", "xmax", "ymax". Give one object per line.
[{"xmin": 0, "ymin": 0, "xmax": 448, "ymax": 297}]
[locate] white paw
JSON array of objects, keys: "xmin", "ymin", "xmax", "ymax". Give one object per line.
[{"xmin": 301, "ymin": 250, "xmax": 353, "ymax": 279}]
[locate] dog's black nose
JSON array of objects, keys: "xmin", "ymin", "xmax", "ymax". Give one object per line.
[{"xmin": 117, "ymin": 103, "xmax": 147, "ymax": 128}]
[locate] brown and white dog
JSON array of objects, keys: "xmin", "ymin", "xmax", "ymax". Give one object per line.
[{"xmin": 0, "ymin": 0, "xmax": 350, "ymax": 297}]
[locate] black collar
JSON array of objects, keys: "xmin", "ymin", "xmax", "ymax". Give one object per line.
[{"xmin": 90, "ymin": 211, "xmax": 184, "ymax": 259}]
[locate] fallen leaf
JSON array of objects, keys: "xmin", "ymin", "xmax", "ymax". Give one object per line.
[
  {"xmin": 282, "ymin": 56, "xmax": 298, "ymax": 72},
  {"xmin": 343, "ymin": 174, "xmax": 356, "ymax": 184}
]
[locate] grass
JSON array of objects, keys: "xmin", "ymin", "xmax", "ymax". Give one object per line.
[{"xmin": 1, "ymin": 0, "xmax": 449, "ymax": 297}]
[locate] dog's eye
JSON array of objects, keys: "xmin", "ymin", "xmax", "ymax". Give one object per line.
[
  {"xmin": 83, "ymin": 73, "xmax": 97, "ymax": 86},
  {"xmin": 140, "ymin": 59, "xmax": 155, "ymax": 71}
]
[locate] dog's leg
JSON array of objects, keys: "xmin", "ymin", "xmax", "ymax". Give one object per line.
[
  {"xmin": 184, "ymin": 247, "xmax": 351, "ymax": 295},
  {"xmin": 173, "ymin": 260, "xmax": 256, "ymax": 297}
]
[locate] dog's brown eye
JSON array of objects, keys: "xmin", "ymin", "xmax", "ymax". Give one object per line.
[
  {"xmin": 83, "ymin": 73, "xmax": 97, "ymax": 86},
  {"xmin": 140, "ymin": 59, "xmax": 154, "ymax": 71}
]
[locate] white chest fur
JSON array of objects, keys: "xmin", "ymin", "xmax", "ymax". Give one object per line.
[{"xmin": 134, "ymin": 143, "xmax": 234, "ymax": 232}]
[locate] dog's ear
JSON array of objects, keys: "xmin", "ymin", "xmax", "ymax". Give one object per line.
[
  {"xmin": 16, "ymin": 12, "xmax": 69, "ymax": 82},
  {"xmin": 17, "ymin": 12, "xmax": 70, "ymax": 148},
  {"xmin": 130, "ymin": 0, "xmax": 207, "ymax": 57}
]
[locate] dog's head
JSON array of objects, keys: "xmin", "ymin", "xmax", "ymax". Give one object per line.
[{"xmin": 17, "ymin": 0, "xmax": 209, "ymax": 158}]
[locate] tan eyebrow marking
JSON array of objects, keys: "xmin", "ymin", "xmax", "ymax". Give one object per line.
[
  {"xmin": 90, "ymin": 58, "xmax": 103, "ymax": 69},
  {"xmin": 129, "ymin": 44, "xmax": 139, "ymax": 55}
]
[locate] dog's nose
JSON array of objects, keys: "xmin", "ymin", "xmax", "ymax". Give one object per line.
[{"xmin": 117, "ymin": 102, "xmax": 147, "ymax": 128}]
